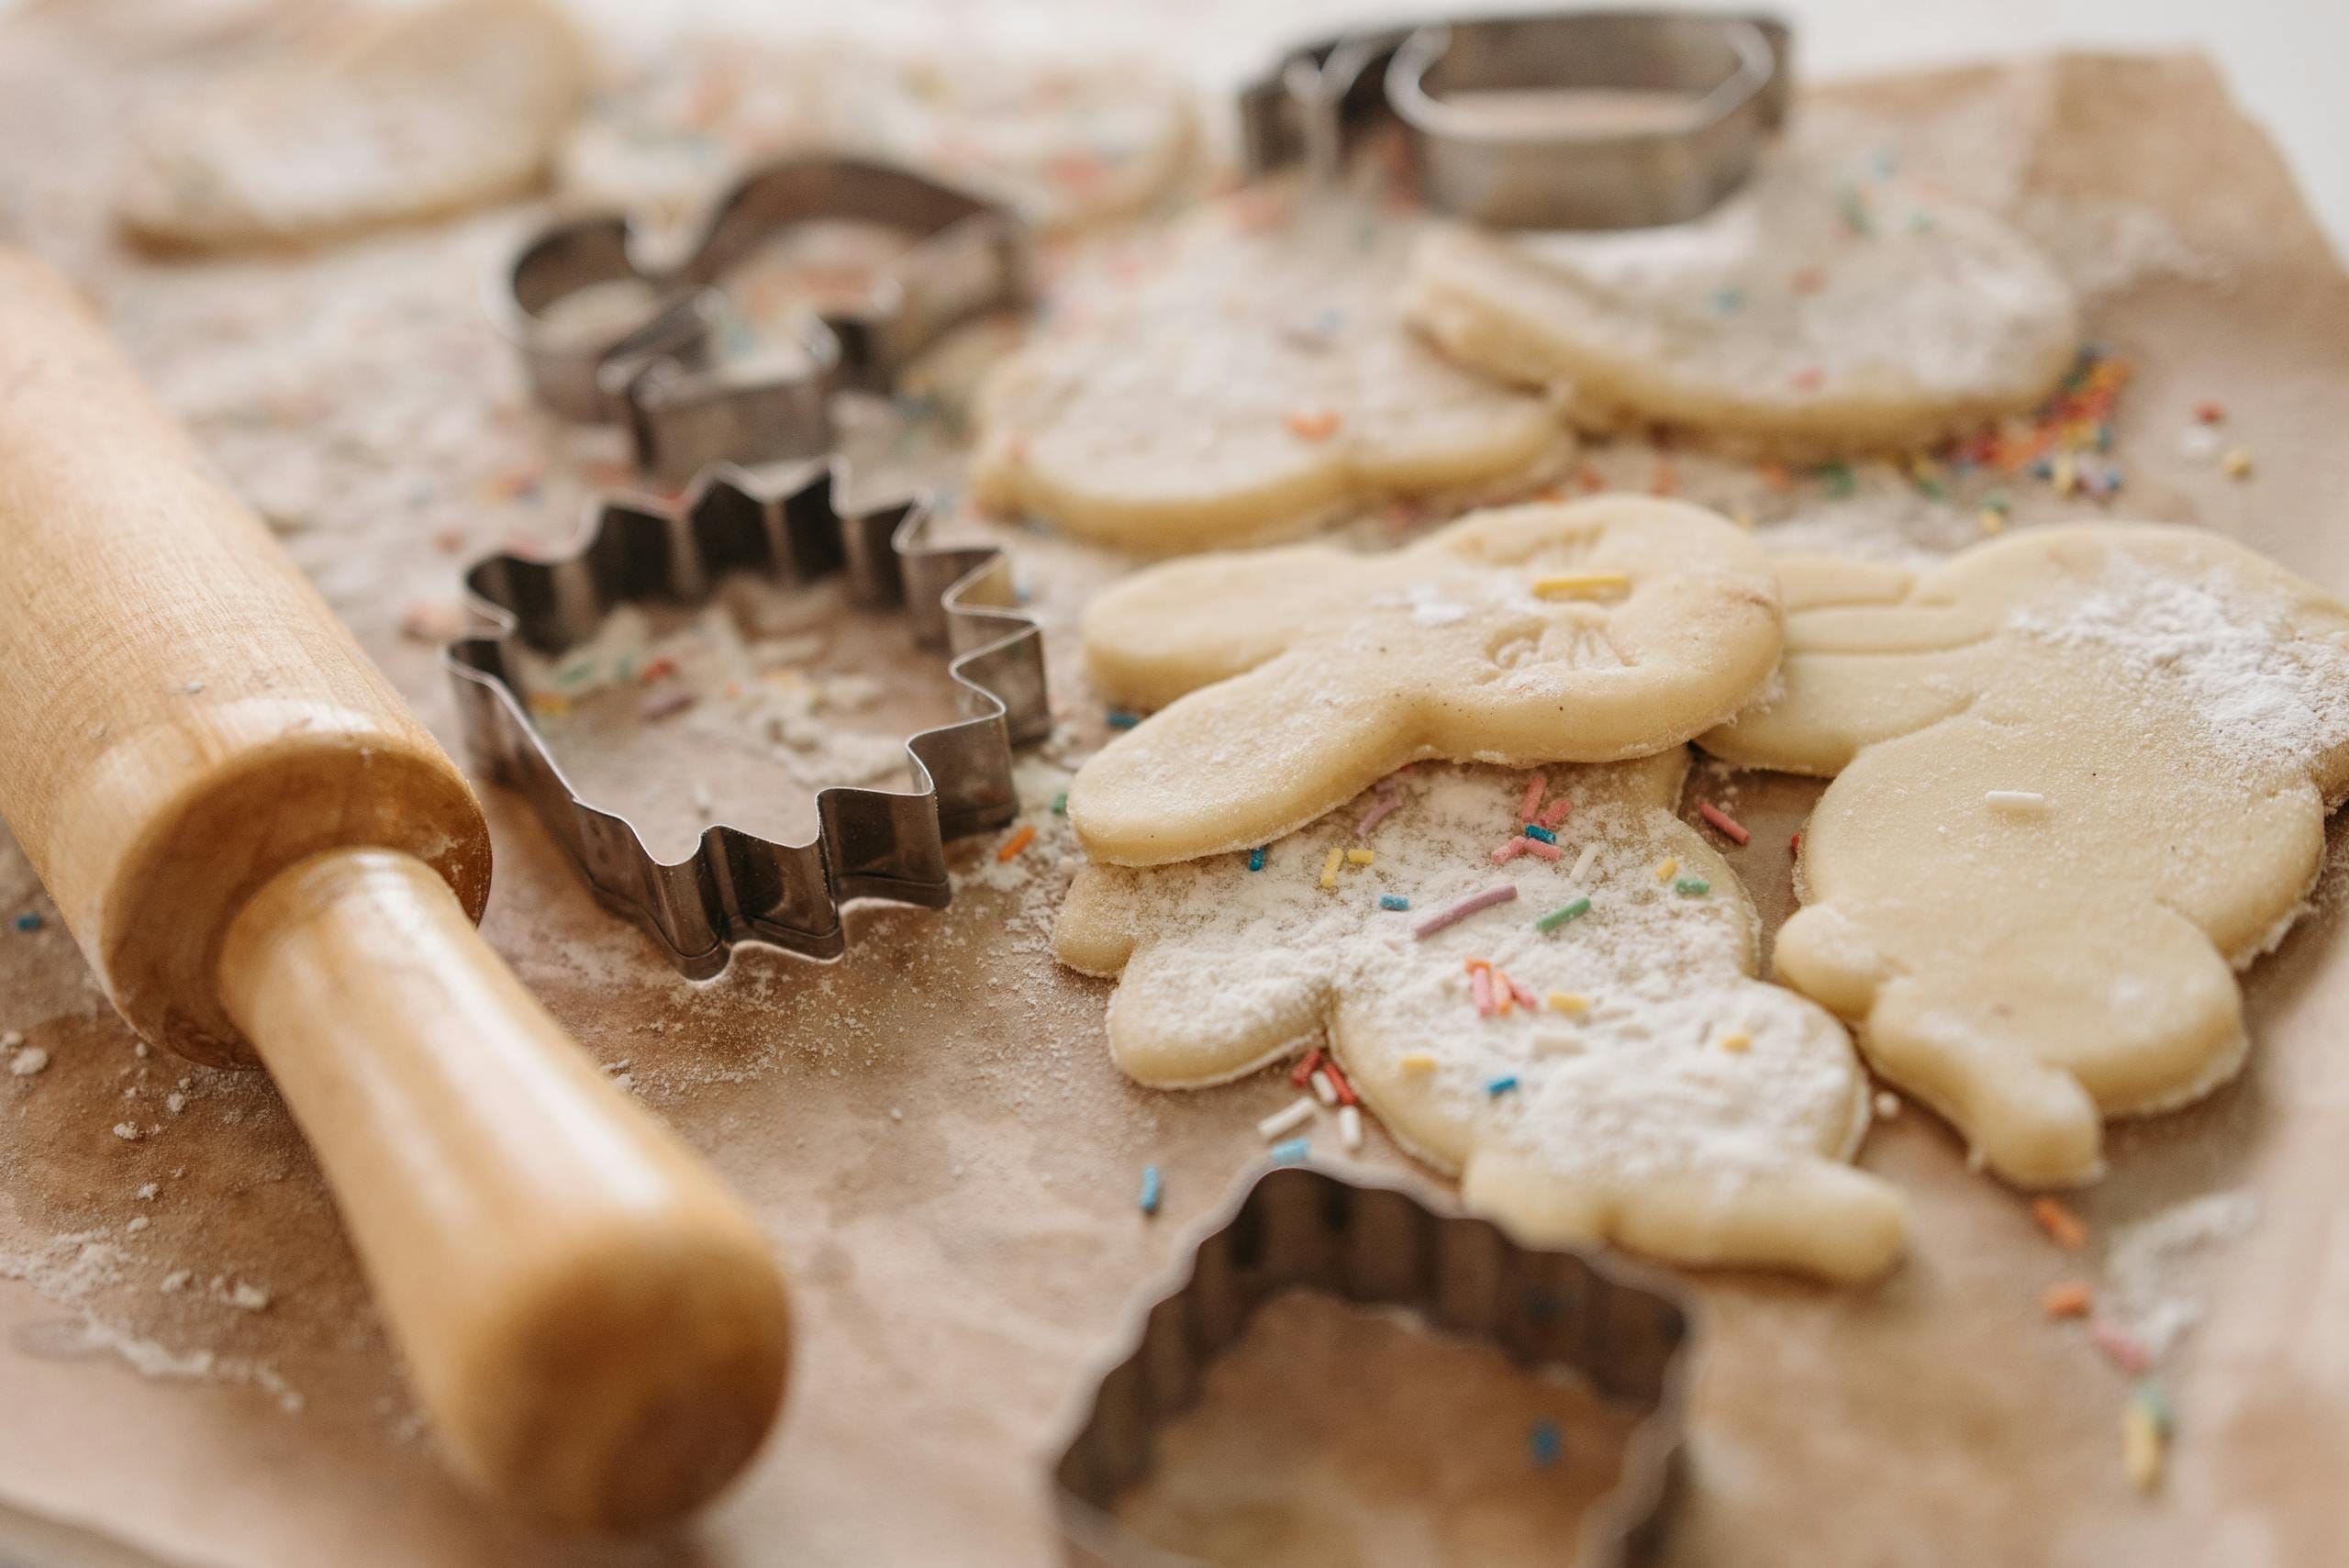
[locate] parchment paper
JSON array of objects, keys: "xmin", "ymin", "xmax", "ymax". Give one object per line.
[{"xmin": 0, "ymin": 9, "xmax": 2344, "ymax": 1565}]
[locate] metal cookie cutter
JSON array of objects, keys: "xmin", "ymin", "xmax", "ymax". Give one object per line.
[
  {"xmin": 446, "ymin": 459, "xmax": 1049, "ymax": 978},
  {"xmin": 1241, "ymin": 10, "xmax": 1793, "ymax": 229},
  {"xmin": 495, "ymin": 154, "xmax": 1031, "ymax": 483},
  {"xmin": 1054, "ymin": 1164, "xmax": 1692, "ymax": 1567}
]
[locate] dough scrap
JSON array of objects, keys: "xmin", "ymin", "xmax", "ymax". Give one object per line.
[
  {"xmin": 115, "ymin": 0, "xmax": 590, "ymax": 252},
  {"xmin": 1055, "ymin": 751, "xmax": 1905, "ymax": 1283},
  {"xmin": 1069, "ymin": 497, "xmax": 1781, "ymax": 865},
  {"xmin": 1700, "ymin": 525, "xmax": 2349, "ymax": 1186},
  {"xmin": 971, "ymin": 187, "xmax": 1569, "ymax": 552},
  {"xmin": 1404, "ymin": 144, "xmax": 2080, "ymax": 460},
  {"xmin": 559, "ymin": 42, "xmax": 1196, "ymax": 231}
]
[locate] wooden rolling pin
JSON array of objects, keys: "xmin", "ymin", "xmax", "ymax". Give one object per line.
[{"xmin": 0, "ymin": 250, "xmax": 790, "ymax": 1530}]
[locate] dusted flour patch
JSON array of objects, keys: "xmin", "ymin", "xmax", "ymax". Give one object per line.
[
  {"xmin": 1068, "ymin": 497, "xmax": 1782, "ymax": 866},
  {"xmin": 1701, "ymin": 525, "xmax": 2349, "ymax": 1188},
  {"xmin": 1404, "ymin": 144, "xmax": 2079, "ymax": 460},
  {"xmin": 114, "ymin": 0, "xmax": 589, "ymax": 251},
  {"xmin": 972, "ymin": 184, "xmax": 1568, "ymax": 551},
  {"xmin": 1055, "ymin": 751, "xmax": 1904, "ymax": 1283}
]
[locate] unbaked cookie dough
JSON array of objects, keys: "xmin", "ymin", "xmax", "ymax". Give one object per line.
[
  {"xmin": 1701, "ymin": 525, "xmax": 2349, "ymax": 1187},
  {"xmin": 1404, "ymin": 145, "xmax": 2080, "ymax": 459},
  {"xmin": 971, "ymin": 185, "xmax": 1569, "ymax": 552},
  {"xmin": 114, "ymin": 0, "xmax": 590, "ymax": 251},
  {"xmin": 1069, "ymin": 497, "xmax": 1781, "ymax": 865},
  {"xmin": 1056, "ymin": 750, "xmax": 1905, "ymax": 1283}
]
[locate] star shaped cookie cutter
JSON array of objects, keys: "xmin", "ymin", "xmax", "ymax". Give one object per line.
[
  {"xmin": 446, "ymin": 460, "xmax": 1049, "ymax": 978},
  {"xmin": 495, "ymin": 153, "xmax": 1031, "ymax": 484},
  {"xmin": 1241, "ymin": 10, "xmax": 1794, "ymax": 230},
  {"xmin": 1052, "ymin": 1163, "xmax": 1693, "ymax": 1566}
]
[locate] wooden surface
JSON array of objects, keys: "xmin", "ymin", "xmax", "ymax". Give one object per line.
[
  {"xmin": 0, "ymin": 250, "xmax": 790, "ymax": 1529},
  {"xmin": 0, "ymin": 15, "xmax": 2343, "ymax": 1568}
]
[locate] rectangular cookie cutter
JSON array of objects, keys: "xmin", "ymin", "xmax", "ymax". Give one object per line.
[
  {"xmin": 494, "ymin": 153, "xmax": 1031, "ymax": 483},
  {"xmin": 446, "ymin": 459, "xmax": 1049, "ymax": 979},
  {"xmin": 1241, "ymin": 10, "xmax": 1794, "ymax": 229},
  {"xmin": 1053, "ymin": 1163, "xmax": 1693, "ymax": 1567}
]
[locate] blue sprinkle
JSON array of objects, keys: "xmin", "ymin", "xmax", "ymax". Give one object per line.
[
  {"xmin": 11, "ymin": 912, "xmax": 42, "ymax": 933},
  {"xmin": 1709, "ymin": 285, "xmax": 1745, "ymax": 315},
  {"xmin": 1106, "ymin": 709, "xmax": 1141, "ymax": 729},
  {"xmin": 1531, "ymin": 1419, "xmax": 1563, "ymax": 1467},
  {"xmin": 1270, "ymin": 1138, "xmax": 1311, "ymax": 1165},
  {"xmin": 1486, "ymin": 1075, "xmax": 1520, "ymax": 1097},
  {"xmin": 1378, "ymin": 894, "xmax": 1410, "ymax": 912},
  {"xmin": 1138, "ymin": 1164, "xmax": 1163, "ymax": 1216},
  {"xmin": 1522, "ymin": 824, "xmax": 1557, "ymax": 845},
  {"xmin": 1247, "ymin": 847, "xmax": 1267, "ymax": 872}
]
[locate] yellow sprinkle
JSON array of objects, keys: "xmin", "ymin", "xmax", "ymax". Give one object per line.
[
  {"xmin": 1653, "ymin": 857, "xmax": 1678, "ymax": 883},
  {"xmin": 1720, "ymin": 1029, "xmax": 1752, "ymax": 1054},
  {"xmin": 1319, "ymin": 847, "xmax": 1343, "ymax": 889},
  {"xmin": 527, "ymin": 691, "xmax": 571, "ymax": 717},
  {"xmin": 2122, "ymin": 1400, "xmax": 2165, "ymax": 1492},
  {"xmin": 1531, "ymin": 572, "xmax": 1631, "ymax": 601},
  {"xmin": 2221, "ymin": 445, "xmax": 2254, "ymax": 479},
  {"xmin": 1346, "ymin": 848, "xmax": 1375, "ymax": 865},
  {"xmin": 1399, "ymin": 1052, "xmax": 1439, "ymax": 1075},
  {"xmin": 2052, "ymin": 454, "xmax": 2077, "ymax": 496},
  {"xmin": 1545, "ymin": 992, "xmax": 1588, "ymax": 1015},
  {"xmin": 1979, "ymin": 507, "xmax": 2008, "ymax": 535}
]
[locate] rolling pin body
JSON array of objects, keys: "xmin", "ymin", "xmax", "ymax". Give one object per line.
[{"xmin": 0, "ymin": 250, "xmax": 788, "ymax": 1529}]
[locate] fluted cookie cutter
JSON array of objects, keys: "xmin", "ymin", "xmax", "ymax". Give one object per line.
[
  {"xmin": 446, "ymin": 459, "xmax": 1049, "ymax": 978},
  {"xmin": 495, "ymin": 153, "xmax": 1031, "ymax": 483},
  {"xmin": 1241, "ymin": 10, "xmax": 1793, "ymax": 229},
  {"xmin": 1053, "ymin": 1163, "xmax": 1693, "ymax": 1567}
]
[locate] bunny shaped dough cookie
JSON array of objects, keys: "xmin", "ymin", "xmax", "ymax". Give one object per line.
[
  {"xmin": 1701, "ymin": 525, "xmax": 2349, "ymax": 1187},
  {"xmin": 1056, "ymin": 750, "xmax": 1906, "ymax": 1283},
  {"xmin": 1069, "ymin": 497, "xmax": 1782, "ymax": 866}
]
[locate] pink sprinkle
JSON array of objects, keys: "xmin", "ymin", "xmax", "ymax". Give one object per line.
[
  {"xmin": 1356, "ymin": 795, "xmax": 1402, "ymax": 838},
  {"xmin": 1519, "ymin": 775, "xmax": 1547, "ymax": 821},
  {"xmin": 1537, "ymin": 799, "xmax": 1573, "ymax": 829},
  {"xmin": 1470, "ymin": 966, "xmax": 1495, "ymax": 1017},
  {"xmin": 1698, "ymin": 803, "xmax": 1751, "ymax": 845},
  {"xmin": 2087, "ymin": 1318, "xmax": 2152, "ymax": 1377},
  {"xmin": 1520, "ymin": 839, "xmax": 1563, "ymax": 862},
  {"xmin": 1414, "ymin": 884, "xmax": 1520, "ymax": 940},
  {"xmin": 640, "ymin": 688, "xmax": 696, "ymax": 722},
  {"xmin": 1490, "ymin": 840, "xmax": 1526, "ymax": 865},
  {"xmin": 1506, "ymin": 976, "xmax": 1539, "ymax": 1011}
]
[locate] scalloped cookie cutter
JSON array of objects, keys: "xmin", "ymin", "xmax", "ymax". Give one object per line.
[
  {"xmin": 495, "ymin": 153, "xmax": 1031, "ymax": 483},
  {"xmin": 446, "ymin": 459, "xmax": 1049, "ymax": 978},
  {"xmin": 1052, "ymin": 1163, "xmax": 1693, "ymax": 1566},
  {"xmin": 1241, "ymin": 10, "xmax": 1793, "ymax": 229}
]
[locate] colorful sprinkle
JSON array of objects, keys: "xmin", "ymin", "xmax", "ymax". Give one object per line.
[
  {"xmin": 1324, "ymin": 1059, "xmax": 1359, "ymax": 1106},
  {"xmin": 1138, "ymin": 1164, "xmax": 1163, "ymax": 1216},
  {"xmin": 1818, "ymin": 462, "xmax": 1855, "ymax": 498},
  {"xmin": 1538, "ymin": 798, "xmax": 1573, "ymax": 829},
  {"xmin": 12, "ymin": 913, "xmax": 43, "ymax": 933},
  {"xmin": 1270, "ymin": 1137, "xmax": 1311, "ymax": 1165},
  {"xmin": 1531, "ymin": 572, "xmax": 1631, "ymax": 601},
  {"xmin": 1522, "ymin": 824, "xmax": 1558, "ymax": 846},
  {"xmin": 2221, "ymin": 445, "xmax": 2254, "ymax": 479},
  {"xmin": 1530, "ymin": 1419, "xmax": 1563, "ymax": 1466},
  {"xmin": 1567, "ymin": 842, "xmax": 1600, "ymax": 883},
  {"xmin": 1520, "ymin": 839, "xmax": 1563, "ymax": 862},
  {"xmin": 1400, "ymin": 1052, "xmax": 1439, "ymax": 1075},
  {"xmin": 2089, "ymin": 1318, "xmax": 2153, "ymax": 1377},
  {"xmin": 1698, "ymin": 803, "xmax": 1751, "ymax": 845},
  {"xmin": 1258, "ymin": 1098, "xmax": 1316, "ymax": 1140},
  {"xmin": 1320, "ymin": 847, "xmax": 1343, "ymax": 890},
  {"xmin": 2132, "ymin": 1378, "xmax": 2176, "ymax": 1439},
  {"xmin": 1536, "ymin": 896, "xmax": 1592, "ymax": 933},
  {"xmin": 1338, "ymin": 1104, "xmax": 1364, "ymax": 1152},
  {"xmin": 1106, "ymin": 709, "xmax": 1141, "ymax": 729},
  {"xmin": 1346, "ymin": 848, "xmax": 1375, "ymax": 865},
  {"xmin": 1285, "ymin": 407, "xmax": 1342, "ymax": 441},
  {"xmin": 2196, "ymin": 401, "xmax": 2226, "ymax": 425},
  {"xmin": 1489, "ymin": 840, "xmax": 1527, "ymax": 865},
  {"xmin": 1520, "ymin": 775, "xmax": 1547, "ymax": 820},
  {"xmin": 1719, "ymin": 1029, "xmax": 1751, "ymax": 1053},
  {"xmin": 639, "ymin": 687, "xmax": 696, "ymax": 723},
  {"xmin": 996, "ymin": 824, "xmax": 1037, "ymax": 862},
  {"xmin": 2043, "ymin": 1281, "xmax": 2093, "ymax": 1318},
  {"xmin": 2121, "ymin": 1393, "xmax": 2165, "ymax": 1491},
  {"xmin": 1248, "ymin": 847, "xmax": 1267, "ymax": 872},
  {"xmin": 2032, "ymin": 1196, "xmax": 2088, "ymax": 1252},
  {"xmin": 1379, "ymin": 894, "xmax": 1410, "ymax": 911},
  {"xmin": 1052, "ymin": 791, "xmax": 1068, "ymax": 815},
  {"xmin": 1291, "ymin": 1047, "xmax": 1323, "ymax": 1087},
  {"xmin": 1675, "ymin": 877, "xmax": 1711, "ymax": 896},
  {"xmin": 1486, "ymin": 1075, "xmax": 1520, "ymax": 1096},
  {"xmin": 1310, "ymin": 1070, "xmax": 1338, "ymax": 1107},
  {"xmin": 1653, "ymin": 858, "xmax": 1678, "ymax": 883},
  {"xmin": 1413, "ymin": 884, "xmax": 1519, "ymax": 939},
  {"xmin": 1504, "ymin": 974, "xmax": 1539, "ymax": 1012},
  {"xmin": 1470, "ymin": 963, "xmax": 1497, "ymax": 1017},
  {"xmin": 1356, "ymin": 795, "xmax": 1402, "ymax": 837},
  {"xmin": 1546, "ymin": 992, "xmax": 1588, "ymax": 1014}
]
